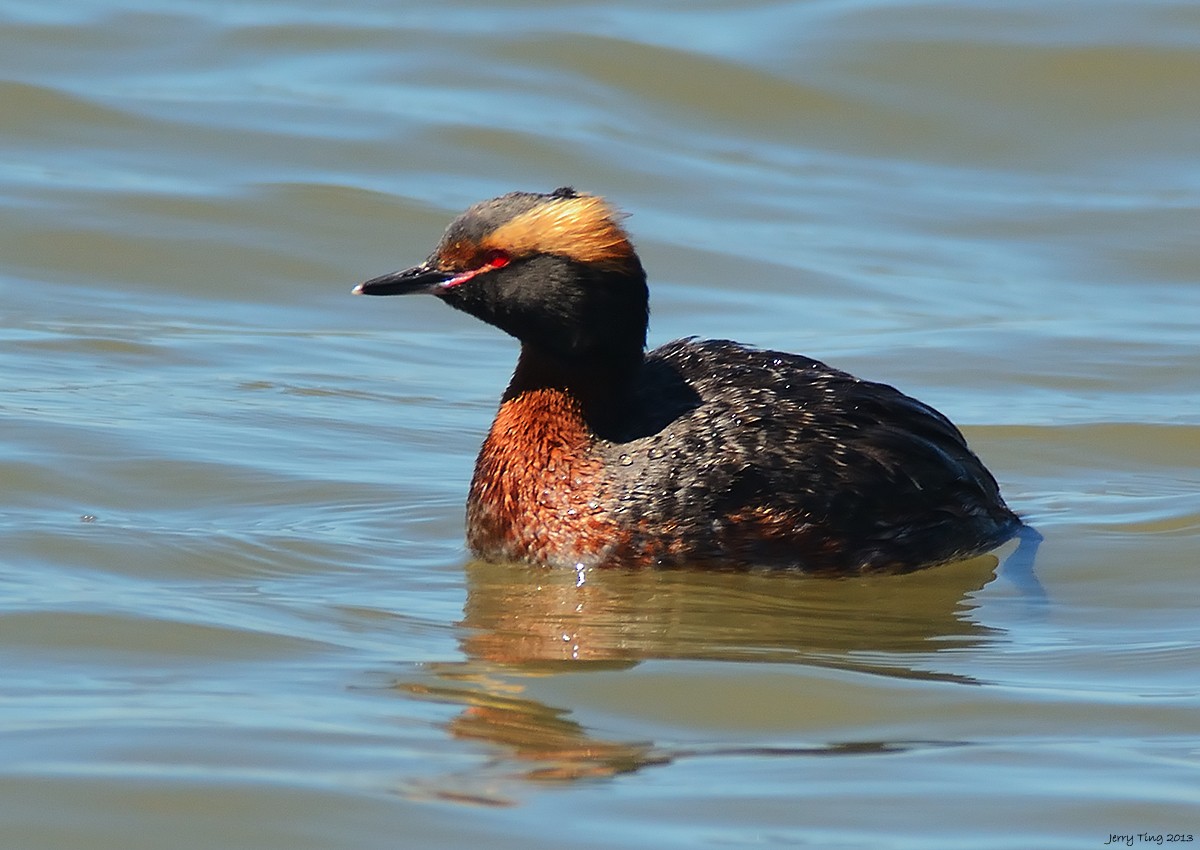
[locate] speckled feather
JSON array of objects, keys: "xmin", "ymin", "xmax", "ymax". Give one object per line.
[
  {"xmin": 599, "ymin": 338, "xmax": 1017, "ymax": 571},
  {"xmin": 468, "ymin": 337, "xmax": 1018, "ymax": 572}
]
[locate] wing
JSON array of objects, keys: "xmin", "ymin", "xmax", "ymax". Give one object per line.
[{"xmin": 608, "ymin": 338, "xmax": 1017, "ymax": 571}]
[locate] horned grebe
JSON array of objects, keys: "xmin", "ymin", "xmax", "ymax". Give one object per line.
[{"xmin": 355, "ymin": 188, "xmax": 1022, "ymax": 572}]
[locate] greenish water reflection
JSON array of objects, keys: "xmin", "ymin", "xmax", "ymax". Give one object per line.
[{"xmin": 397, "ymin": 554, "xmax": 1007, "ymax": 795}]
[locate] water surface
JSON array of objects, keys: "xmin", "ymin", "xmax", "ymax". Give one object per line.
[{"xmin": 2, "ymin": 1, "xmax": 1198, "ymax": 848}]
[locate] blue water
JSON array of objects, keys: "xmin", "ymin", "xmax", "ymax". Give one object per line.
[{"xmin": 2, "ymin": 1, "xmax": 1199, "ymax": 848}]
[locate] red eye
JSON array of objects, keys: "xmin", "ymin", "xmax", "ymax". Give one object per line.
[{"xmin": 483, "ymin": 249, "xmax": 510, "ymax": 269}]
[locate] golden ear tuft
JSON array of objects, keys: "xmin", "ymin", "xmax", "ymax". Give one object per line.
[{"xmin": 485, "ymin": 194, "xmax": 636, "ymax": 271}]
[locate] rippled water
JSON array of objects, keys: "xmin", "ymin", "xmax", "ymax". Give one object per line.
[{"xmin": 3, "ymin": 1, "xmax": 1199, "ymax": 847}]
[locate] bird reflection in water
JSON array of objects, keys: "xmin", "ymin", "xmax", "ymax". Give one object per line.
[{"xmin": 393, "ymin": 547, "xmax": 1041, "ymax": 804}]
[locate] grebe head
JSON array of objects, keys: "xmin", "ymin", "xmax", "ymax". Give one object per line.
[{"xmin": 356, "ymin": 188, "xmax": 649, "ymax": 370}]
